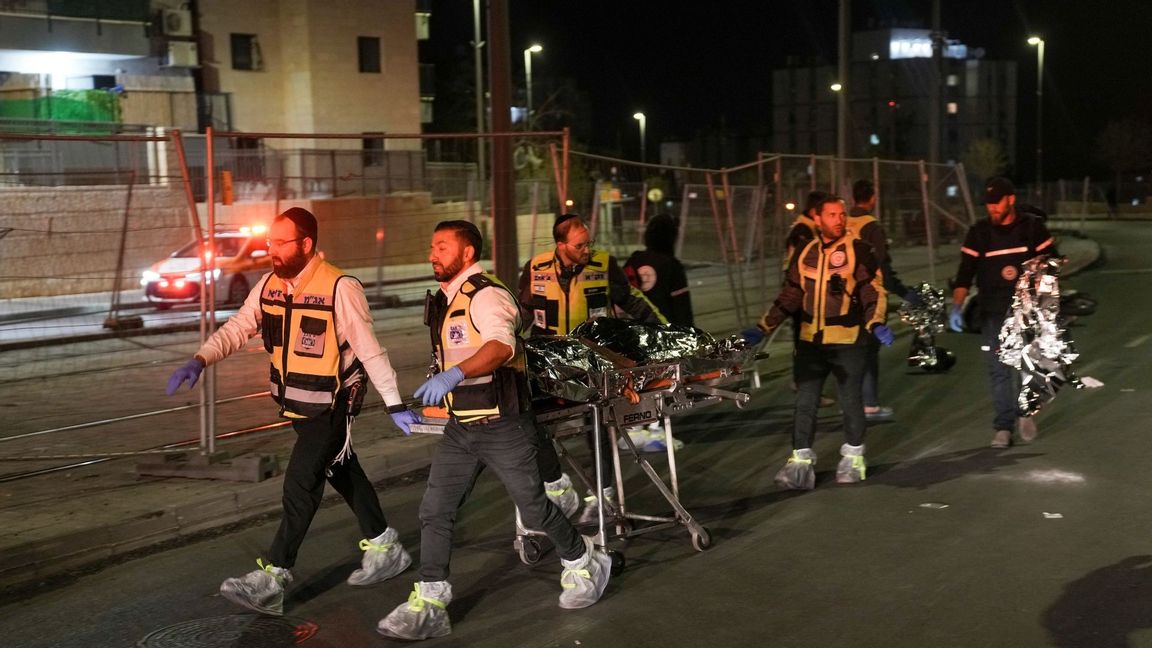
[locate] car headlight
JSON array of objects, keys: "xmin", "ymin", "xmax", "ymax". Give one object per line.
[{"xmin": 142, "ymin": 270, "xmax": 160, "ymax": 283}]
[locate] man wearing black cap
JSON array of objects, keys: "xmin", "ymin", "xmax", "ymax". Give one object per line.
[
  {"xmin": 165, "ymin": 207, "xmax": 418, "ymax": 615},
  {"xmin": 949, "ymin": 177, "xmax": 1058, "ymax": 448}
]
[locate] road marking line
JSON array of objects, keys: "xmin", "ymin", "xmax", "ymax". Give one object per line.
[
  {"xmin": 1126, "ymin": 334, "xmax": 1151, "ymax": 348},
  {"xmin": 1096, "ymin": 268, "xmax": 1152, "ymax": 274}
]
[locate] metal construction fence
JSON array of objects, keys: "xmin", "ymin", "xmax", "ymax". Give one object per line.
[
  {"xmin": 565, "ymin": 150, "xmax": 977, "ymax": 323},
  {"xmin": 1, "ymin": 127, "xmax": 1005, "ymax": 469}
]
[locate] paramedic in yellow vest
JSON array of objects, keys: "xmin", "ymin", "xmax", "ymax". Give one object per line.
[
  {"xmin": 377, "ymin": 220, "xmax": 611, "ymax": 641},
  {"xmin": 741, "ymin": 196, "xmax": 894, "ymax": 491},
  {"xmin": 517, "ymin": 213, "xmax": 667, "ymax": 524},
  {"xmin": 847, "ymin": 179, "xmax": 918, "ymax": 423},
  {"xmin": 165, "ymin": 207, "xmax": 417, "ymax": 617}
]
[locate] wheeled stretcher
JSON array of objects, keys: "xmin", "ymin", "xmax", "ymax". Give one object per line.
[{"xmin": 513, "ymin": 358, "xmax": 751, "ymax": 571}]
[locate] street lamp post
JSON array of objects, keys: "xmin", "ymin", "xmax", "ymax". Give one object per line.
[
  {"xmin": 1028, "ymin": 36, "xmax": 1045, "ymax": 199},
  {"xmin": 523, "ymin": 44, "xmax": 542, "ymax": 126},
  {"xmin": 633, "ymin": 112, "xmax": 646, "ymax": 163},
  {"xmin": 472, "ymin": 0, "xmax": 485, "ymax": 183}
]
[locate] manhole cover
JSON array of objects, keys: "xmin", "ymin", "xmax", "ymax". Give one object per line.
[{"xmin": 138, "ymin": 614, "xmax": 317, "ymax": 647}]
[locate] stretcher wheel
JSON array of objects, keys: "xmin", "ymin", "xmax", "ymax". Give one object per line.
[
  {"xmin": 607, "ymin": 549, "xmax": 626, "ymax": 576},
  {"xmin": 518, "ymin": 536, "xmax": 543, "ymax": 565},
  {"xmin": 691, "ymin": 528, "xmax": 712, "ymax": 552}
]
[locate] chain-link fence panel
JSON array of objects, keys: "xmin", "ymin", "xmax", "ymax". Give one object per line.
[{"xmin": 0, "ymin": 131, "xmax": 198, "ymax": 359}]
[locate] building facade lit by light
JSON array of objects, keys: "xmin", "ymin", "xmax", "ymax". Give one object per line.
[{"xmin": 771, "ymin": 28, "xmax": 1017, "ymax": 167}]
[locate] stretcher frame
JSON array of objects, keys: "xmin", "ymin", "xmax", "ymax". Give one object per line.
[{"xmin": 514, "ymin": 360, "xmax": 750, "ymax": 566}]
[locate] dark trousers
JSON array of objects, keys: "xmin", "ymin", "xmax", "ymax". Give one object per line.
[
  {"xmin": 418, "ymin": 413, "xmax": 585, "ymax": 582},
  {"xmin": 268, "ymin": 397, "xmax": 388, "ymax": 568},
  {"xmin": 861, "ymin": 336, "xmax": 881, "ymax": 408},
  {"xmin": 981, "ymin": 313, "xmax": 1021, "ymax": 431},
  {"xmin": 793, "ymin": 341, "xmax": 868, "ymax": 449}
]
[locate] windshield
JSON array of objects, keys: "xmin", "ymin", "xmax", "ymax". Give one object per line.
[{"xmin": 172, "ymin": 235, "xmax": 246, "ymax": 259}]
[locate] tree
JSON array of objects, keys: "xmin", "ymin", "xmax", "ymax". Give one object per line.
[
  {"xmin": 1093, "ymin": 118, "xmax": 1152, "ymax": 192},
  {"xmin": 960, "ymin": 138, "xmax": 1009, "ymax": 182}
]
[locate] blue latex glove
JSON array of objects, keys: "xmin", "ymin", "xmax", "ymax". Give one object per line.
[
  {"xmin": 948, "ymin": 305, "xmax": 965, "ymax": 333},
  {"xmin": 740, "ymin": 327, "xmax": 765, "ymax": 346},
  {"xmin": 389, "ymin": 410, "xmax": 420, "ymax": 436},
  {"xmin": 903, "ymin": 290, "xmax": 923, "ymax": 307},
  {"xmin": 414, "ymin": 365, "xmax": 466, "ymax": 406},
  {"xmin": 873, "ymin": 324, "xmax": 895, "ymax": 346},
  {"xmin": 166, "ymin": 358, "xmax": 205, "ymax": 395}
]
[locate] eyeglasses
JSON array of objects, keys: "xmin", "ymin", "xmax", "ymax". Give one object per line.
[
  {"xmin": 266, "ymin": 237, "xmax": 303, "ymax": 248},
  {"xmin": 564, "ymin": 240, "xmax": 594, "ymax": 251}
]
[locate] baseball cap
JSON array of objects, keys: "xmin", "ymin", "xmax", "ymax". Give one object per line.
[{"xmin": 984, "ymin": 176, "xmax": 1016, "ymax": 204}]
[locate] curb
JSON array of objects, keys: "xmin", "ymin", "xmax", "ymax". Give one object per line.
[{"xmin": 0, "ymin": 435, "xmax": 440, "ymax": 600}]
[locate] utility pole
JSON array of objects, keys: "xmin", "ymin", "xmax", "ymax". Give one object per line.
[
  {"xmin": 836, "ymin": 0, "xmax": 849, "ymax": 190},
  {"xmin": 488, "ymin": 0, "xmax": 518, "ymax": 284},
  {"xmin": 472, "ymin": 0, "xmax": 486, "ymax": 187}
]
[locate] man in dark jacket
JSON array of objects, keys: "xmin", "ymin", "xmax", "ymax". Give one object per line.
[
  {"xmin": 744, "ymin": 196, "xmax": 894, "ymax": 490},
  {"xmin": 949, "ymin": 177, "xmax": 1058, "ymax": 448}
]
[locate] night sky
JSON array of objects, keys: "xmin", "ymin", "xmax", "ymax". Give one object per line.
[{"xmin": 424, "ymin": 0, "xmax": 1152, "ymax": 180}]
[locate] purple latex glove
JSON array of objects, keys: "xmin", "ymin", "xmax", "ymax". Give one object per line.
[
  {"xmin": 390, "ymin": 410, "xmax": 420, "ymax": 436},
  {"xmin": 413, "ymin": 366, "xmax": 465, "ymax": 406},
  {"xmin": 166, "ymin": 358, "xmax": 205, "ymax": 395},
  {"xmin": 948, "ymin": 306, "xmax": 965, "ymax": 333},
  {"xmin": 740, "ymin": 327, "xmax": 765, "ymax": 346},
  {"xmin": 873, "ymin": 324, "xmax": 895, "ymax": 346}
]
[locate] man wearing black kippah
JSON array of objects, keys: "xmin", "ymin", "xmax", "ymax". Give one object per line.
[{"xmin": 165, "ymin": 207, "xmax": 416, "ymax": 616}]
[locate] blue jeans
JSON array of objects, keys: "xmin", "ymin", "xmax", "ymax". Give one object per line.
[
  {"xmin": 417, "ymin": 413, "xmax": 585, "ymax": 582},
  {"xmin": 793, "ymin": 341, "xmax": 868, "ymax": 449},
  {"xmin": 981, "ymin": 313, "xmax": 1021, "ymax": 431}
]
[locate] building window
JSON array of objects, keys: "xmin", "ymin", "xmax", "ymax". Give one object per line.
[
  {"xmin": 947, "ymin": 102, "xmax": 958, "ymax": 114},
  {"xmin": 363, "ymin": 133, "xmax": 385, "ymax": 167},
  {"xmin": 358, "ymin": 37, "xmax": 382, "ymax": 73},
  {"xmin": 231, "ymin": 34, "xmax": 262, "ymax": 71},
  {"xmin": 420, "ymin": 97, "xmax": 434, "ymax": 124},
  {"xmin": 946, "ymin": 74, "xmax": 959, "ymax": 86}
]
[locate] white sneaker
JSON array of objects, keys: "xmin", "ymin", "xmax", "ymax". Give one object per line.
[
  {"xmin": 545, "ymin": 473, "xmax": 581, "ymax": 519},
  {"xmin": 220, "ymin": 560, "xmax": 292, "ymax": 616},
  {"xmin": 347, "ymin": 527, "xmax": 412, "ymax": 586},
  {"xmin": 558, "ymin": 536, "xmax": 612, "ymax": 609},
  {"xmin": 377, "ymin": 581, "xmax": 453, "ymax": 640}
]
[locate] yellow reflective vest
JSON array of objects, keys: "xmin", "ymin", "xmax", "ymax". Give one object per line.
[
  {"xmin": 761, "ymin": 233, "xmax": 887, "ymax": 345},
  {"xmin": 527, "ymin": 249, "xmax": 612, "ymax": 335},
  {"xmin": 260, "ymin": 260, "xmax": 361, "ymax": 419},
  {"xmin": 430, "ymin": 273, "xmax": 530, "ymax": 422}
]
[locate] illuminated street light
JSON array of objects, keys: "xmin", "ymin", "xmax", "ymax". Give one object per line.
[
  {"xmin": 830, "ymin": 82, "xmax": 843, "ymax": 92},
  {"xmin": 1028, "ymin": 36, "xmax": 1045, "ymax": 198},
  {"xmin": 633, "ymin": 111, "xmax": 647, "ymax": 163},
  {"xmin": 523, "ymin": 43, "xmax": 543, "ymax": 125}
]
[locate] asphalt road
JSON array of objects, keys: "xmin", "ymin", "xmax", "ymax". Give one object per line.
[{"xmin": 1, "ymin": 222, "xmax": 1147, "ymax": 647}]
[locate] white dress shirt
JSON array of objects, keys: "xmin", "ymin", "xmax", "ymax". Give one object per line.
[
  {"xmin": 194, "ymin": 255, "xmax": 403, "ymax": 407},
  {"xmin": 438, "ymin": 262, "xmax": 520, "ymax": 362}
]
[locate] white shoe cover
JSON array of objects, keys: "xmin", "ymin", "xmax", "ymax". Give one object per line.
[{"xmin": 377, "ymin": 581, "xmax": 453, "ymax": 640}]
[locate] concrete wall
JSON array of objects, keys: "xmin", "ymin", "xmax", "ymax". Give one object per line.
[{"xmin": 0, "ymin": 184, "xmax": 192, "ymax": 298}]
